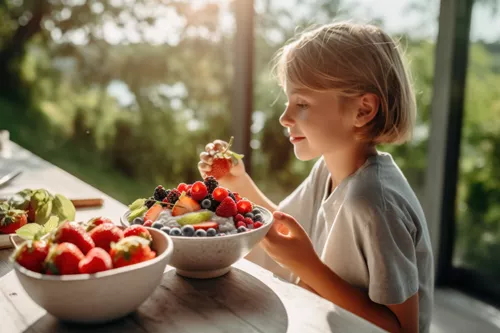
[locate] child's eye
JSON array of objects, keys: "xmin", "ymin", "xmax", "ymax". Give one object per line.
[{"xmin": 297, "ymin": 103, "xmax": 308, "ymax": 109}]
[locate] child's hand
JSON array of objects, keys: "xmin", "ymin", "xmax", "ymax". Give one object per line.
[
  {"xmin": 198, "ymin": 139, "xmax": 246, "ymax": 182},
  {"xmin": 261, "ymin": 211, "xmax": 319, "ymax": 273}
]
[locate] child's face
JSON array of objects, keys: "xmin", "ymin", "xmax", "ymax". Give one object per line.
[{"xmin": 280, "ymin": 81, "xmax": 358, "ymax": 161}]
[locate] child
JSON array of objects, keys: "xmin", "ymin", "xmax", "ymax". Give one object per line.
[{"xmin": 198, "ymin": 22, "xmax": 434, "ymax": 333}]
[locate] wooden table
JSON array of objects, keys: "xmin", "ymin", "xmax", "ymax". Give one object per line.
[{"xmin": 0, "ymin": 141, "xmax": 386, "ymax": 333}]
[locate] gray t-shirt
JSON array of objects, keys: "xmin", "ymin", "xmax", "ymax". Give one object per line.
[{"xmin": 247, "ymin": 152, "xmax": 434, "ymax": 333}]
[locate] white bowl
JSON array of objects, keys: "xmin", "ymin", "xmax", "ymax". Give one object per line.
[
  {"xmin": 11, "ymin": 227, "xmax": 173, "ymax": 324},
  {"xmin": 121, "ymin": 205, "xmax": 274, "ymax": 279}
]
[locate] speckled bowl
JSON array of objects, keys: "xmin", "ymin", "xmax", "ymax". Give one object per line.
[
  {"xmin": 121, "ymin": 205, "xmax": 274, "ymax": 279},
  {"xmin": 11, "ymin": 227, "xmax": 173, "ymax": 324}
]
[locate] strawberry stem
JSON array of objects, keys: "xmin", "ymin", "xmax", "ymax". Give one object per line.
[{"xmin": 222, "ymin": 136, "xmax": 234, "ymax": 154}]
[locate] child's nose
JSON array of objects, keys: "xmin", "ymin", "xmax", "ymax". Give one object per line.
[{"xmin": 279, "ymin": 107, "xmax": 295, "ymax": 128}]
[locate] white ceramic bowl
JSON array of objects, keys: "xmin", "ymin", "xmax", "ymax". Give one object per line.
[
  {"xmin": 121, "ymin": 205, "xmax": 274, "ymax": 279},
  {"xmin": 11, "ymin": 227, "xmax": 173, "ymax": 324}
]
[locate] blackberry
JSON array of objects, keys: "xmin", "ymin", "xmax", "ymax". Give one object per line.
[
  {"xmin": 165, "ymin": 189, "xmax": 181, "ymax": 204},
  {"xmin": 153, "ymin": 186, "xmax": 168, "ymax": 201},
  {"xmin": 228, "ymin": 191, "xmax": 237, "ymax": 203},
  {"xmin": 203, "ymin": 194, "xmax": 219, "ymax": 212},
  {"xmin": 145, "ymin": 197, "xmax": 156, "ymax": 208},
  {"xmin": 204, "ymin": 176, "xmax": 219, "ymax": 193}
]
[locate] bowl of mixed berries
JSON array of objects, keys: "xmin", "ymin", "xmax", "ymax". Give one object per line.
[
  {"xmin": 9, "ymin": 217, "xmax": 173, "ymax": 323},
  {"xmin": 121, "ymin": 176, "xmax": 273, "ymax": 279}
]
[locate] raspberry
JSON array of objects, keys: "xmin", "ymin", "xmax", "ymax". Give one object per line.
[
  {"xmin": 212, "ymin": 187, "xmax": 229, "ymax": 202},
  {"xmin": 153, "ymin": 185, "xmax": 167, "ymax": 201},
  {"xmin": 236, "ymin": 221, "xmax": 246, "ymax": 228},
  {"xmin": 191, "ymin": 181, "xmax": 208, "ymax": 201},
  {"xmin": 165, "ymin": 189, "xmax": 181, "ymax": 204},
  {"xmin": 234, "ymin": 214, "xmax": 244, "ymax": 222},
  {"xmin": 143, "ymin": 220, "xmax": 153, "ymax": 227},
  {"xmin": 244, "ymin": 217, "xmax": 253, "ymax": 225},
  {"xmin": 204, "ymin": 176, "xmax": 219, "ymax": 193},
  {"xmin": 254, "ymin": 222, "xmax": 263, "ymax": 229},
  {"xmin": 215, "ymin": 197, "xmax": 238, "ymax": 217},
  {"xmin": 177, "ymin": 183, "xmax": 189, "ymax": 193}
]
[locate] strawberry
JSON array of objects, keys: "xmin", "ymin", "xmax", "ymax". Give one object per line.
[
  {"xmin": 0, "ymin": 208, "xmax": 27, "ymax": 234},
  {"xmin": 123, "ymin": 225, "xmax": 152, "ymax": 242},
  {"xmin": 89, "ymin": 223, "xmax": 124, "ymax": 252},
  {"xmin": 233, "ymin": 192, "xmax": 242, "ymax": 202},
  {"xmin": 78, "ymin": 247, "xmax": 113, "ymax": 274},
  {"xmin": 109, "ymin": 236, "xmax": 156, "ymax": 268},
  {"xmin": 86, "ymin": 216, "xmax": 113, "ymax": 232},
  {"xmin": 51, "ymin": 221, "xmax": 95, "ymax": 255},
  {"xmin": 193, "ymin": 221, "xmax": 218, "ymax": 231},
  {"xmin": 172, "ymin": 193, "xmax": 201, "ymax": 216},
  {"xmin": 144, "ymin": 204, "xmax": 163, "ymax": 222},
  {"xmin": 190, "ymin": 181, "xmax": 208, "ymax": 201},
  {"xmin": 237, "ymin": 200, "xmax": 253, "ymax": 215},
  {"xmin": 44, "ymin": 242, "xmax": 85, "ymax": 275},
  {"xmin": 205, "ymin": 136, "xmax": 244, "ymax": 179},
  {"xmin": 212, "ymin": 187, "xmax": 229, "ymax": 202},
  {"xmin": 215, "ymin": 197, "xmax": 238, "ymax": 217},
  {"xmin": 10, "ymin": 240, "xmax": 49, "ymax": 273}
]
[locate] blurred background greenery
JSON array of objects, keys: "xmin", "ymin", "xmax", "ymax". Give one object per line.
[{"xmin": 0, "ymin": 0, "xmax": 499, "ymax": 289}]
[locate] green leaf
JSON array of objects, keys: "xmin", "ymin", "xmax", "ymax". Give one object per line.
[
  {"xmin": 43, "ymin": 216, "xmax": 59, "ymax": 234},
  {"xmin": 52, "ymin": 194, "xmax": 76, "ymax": 222},
  {"xmin": 15, "ymin": 224, "xmax": 43, "ymax": 240},
  {"xmin": 34, "ymin": 199, "xmax": 53, "ymax": 225}
]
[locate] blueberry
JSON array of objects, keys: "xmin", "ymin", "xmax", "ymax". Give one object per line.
[
  {"xmin": 253, "ymin": 214, "xmax": 263, "ymax": 222},
  {"xmin": 244, "ymin": 213, "xmax": 254, "ymax": 219},
  {"xmin": 170, "ymin": 227, "xmax": 182, "ymax": 236},
  {"xmin": 161, "ymin": 227, "xmax": 171, "ymax": 235},
  {"xmin": 133, "ymin": 217, "xmax": 144, "ymax": 225},
  {"xmin": 252, "ymin": 208, "xmax": 260, "ymax": 215},
  {"xmin": 201, "ymin": 199, "xmax": 212, "ymax": 209},
  {"xmin": 206, "ymin": 228, "xmax": 217, "ymax": 237},
  {"xmin": 152, "ymin": 221, "xmax": 163, "ymax": 229},
  {"xmin": 237, "ymin": 226, "xmax": 248, "ymax": 233},
  {"xmin": 195, "ymin": 229, "xmax": 207, "ymax": 237},
  {"xmin": 181, "ymin": 225, "xmax": 195, "ymax": 237}
]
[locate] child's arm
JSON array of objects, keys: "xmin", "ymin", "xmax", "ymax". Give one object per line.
[{"xmin": 262, "ymin": 211, "xmax": 418, "ymax": 333}]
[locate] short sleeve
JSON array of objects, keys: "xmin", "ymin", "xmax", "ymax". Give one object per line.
[
  {"xmin": 351, "ymin": 197, "xmax": 419, "ymax": 305},
  {"xmin": 277, "ymin": 157, "xmax": 326, "ymax": 234}
]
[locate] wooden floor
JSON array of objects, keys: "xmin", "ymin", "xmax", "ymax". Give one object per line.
[{"xmin": 431, "ymin": 288, "xmax": 500, "ymax": 333}]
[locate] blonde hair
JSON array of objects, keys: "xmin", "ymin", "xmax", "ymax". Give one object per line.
[{"xmin": 273, "ymin": 22, "xmax": 416, "ymax": 145}]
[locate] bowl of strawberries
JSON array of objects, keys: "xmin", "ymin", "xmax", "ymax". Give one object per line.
[
  {"xmin": 121, "ymin": 176, "xmax": 274, "ymax": 279},
  {"xmin": 9, "ymin": 217, "xmax": 173, "ymax": 324}
]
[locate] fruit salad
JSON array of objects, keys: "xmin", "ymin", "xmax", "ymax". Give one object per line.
[
  {"xmin": 127, "ymin": 176, "xmax": 265, "ymax": 237},
  {"xmin": 1, "ymin": 189, "xmax": 75, "ymax": 238},
  {"xmin": 10, "ymin": 218, "xmax": 157, "ymax": 275}
]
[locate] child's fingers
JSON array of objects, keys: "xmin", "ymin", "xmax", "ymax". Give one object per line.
[
  {"xmin": 213, "ymin": 140, "xmax": 228, "ymax": 151},
  {"xmin": 273, "ymin": 211, "xmax": 302, "ymax": 235},
  {"xmin": 205, "ymin": 143, "xmax": 215, "ymax": 154},
  {"xmin": 198, "ymin": 161, "xmax": 212, "ymax": 172},
  {"xmin": 200, "ymin": 152, "xmax": 213, "ymax": 165}
]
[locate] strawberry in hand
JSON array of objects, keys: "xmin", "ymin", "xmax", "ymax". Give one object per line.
[{"xmin": 198, "ymin": 137, "xmax": 245, "ymax": 181}]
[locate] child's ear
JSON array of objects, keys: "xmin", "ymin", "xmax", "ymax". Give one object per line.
[{"xmin": 353, "ymin": 93, "xmax": 379, "ymax": 128}]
